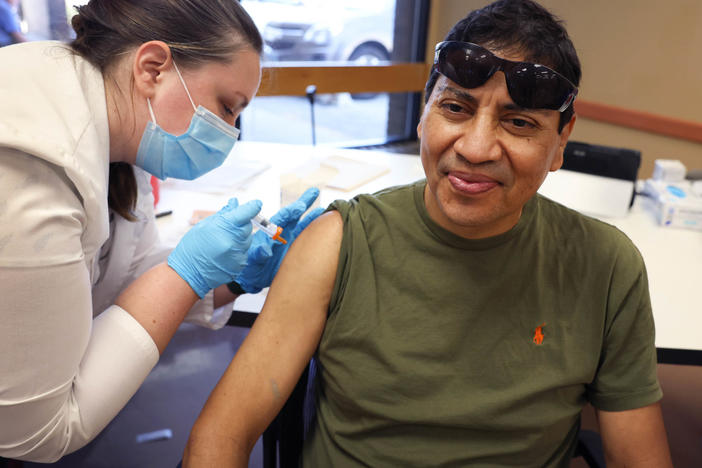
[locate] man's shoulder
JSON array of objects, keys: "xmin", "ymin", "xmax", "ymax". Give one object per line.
[
  {"xmin": 330, "ymin": 180, "xmax": 422, "ymax": 214},
  {"xmin": 534, "ymin": 194, "xmax": 644, "ymax": 265},
  {"xmin": 535, "ymin": 194, "xmax": 629, "ymax": 238}
]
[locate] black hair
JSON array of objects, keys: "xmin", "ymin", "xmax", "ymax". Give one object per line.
[{"xmin": 424, "ymin": 0, "xmax": 581, "ymax": 132}]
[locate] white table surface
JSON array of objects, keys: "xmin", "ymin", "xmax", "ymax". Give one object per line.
[
  {"xmin": 157, "ymin": 141, "xmax": 701, "ymax": 357},
  {"xmin": 597, "ymin": 199, "xmax": 701, "ymax": 354}
]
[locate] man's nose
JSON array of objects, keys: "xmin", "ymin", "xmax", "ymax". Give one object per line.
[{"xmin": 453, "ymin": 114, "xmax": 502, "ymax": 165}]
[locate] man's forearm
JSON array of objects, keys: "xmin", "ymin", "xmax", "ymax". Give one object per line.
[
  {"xmin": 183, "ymin": 431, "xmax": 250, "ymax": 468},
  {"xmin": 598, "ymin": 403, "xmax": 673, "ymax": 467}
]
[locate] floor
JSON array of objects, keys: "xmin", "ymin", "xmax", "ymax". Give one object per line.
[
  {"xmin": 12, "ymin": 320, "xmax": 702, "ymax": 467},
  {"xmin": 23, "ymin": 323, "xmax": 262, "ymax": 468}
]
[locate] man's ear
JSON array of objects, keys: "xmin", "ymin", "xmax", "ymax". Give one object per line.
[
  {"xmin": 550, "ymin": 114, "xmax": 577, "ymax": 172},
  {"xmin": 132, "ymin": 41, "xmax": 173, "ymax": 99},
  {"xmin": 416, "ymin": 98, "xmax": 430, "ymax": 137}
]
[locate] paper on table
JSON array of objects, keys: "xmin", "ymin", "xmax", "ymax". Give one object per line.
[
  {"xmin": 280, "ymin": 155, "xmax": 390, "ymax": 207},
  {"xmin": 159, "ymin": 159, "xmax": 271, "ymax": 194},
  {"xmin": 321, "ymin": 155, "xmax": 390, "ymax": 191},
  {"xmin": 280, "ymin": 158, "xmax": 331, "ymax": 208}
]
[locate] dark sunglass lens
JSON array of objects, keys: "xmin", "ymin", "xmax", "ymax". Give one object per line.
[
  {"xmin": 507, "ymin": 64, "xmax": 573, "ymax": 110},
  {"xmin": 438, "ymin": 43, "xmax": 497, "ymax": 89}
]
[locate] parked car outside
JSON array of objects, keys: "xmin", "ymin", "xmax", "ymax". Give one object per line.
[{"xmin": 241, "ymin": 0, "xmax": 395, "ymax": 65}]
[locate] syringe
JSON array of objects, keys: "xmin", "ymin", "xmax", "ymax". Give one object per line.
[{"xmin": 251, "ymin": 214, "xmax": 287, "ymax": 244}]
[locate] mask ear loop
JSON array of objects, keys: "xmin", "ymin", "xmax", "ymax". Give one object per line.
[
  {"xmin": 146, "ymin": 98, "xmax": 158, "ymax": 125},
  {"xmin": 172, "ymin": 61, "xmax": 198, "ymax": 113}
]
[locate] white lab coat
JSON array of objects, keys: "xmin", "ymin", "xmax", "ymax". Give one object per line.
[{"xmin": 0, "ymin": 41, "xmax": 229, "ymax": 462}]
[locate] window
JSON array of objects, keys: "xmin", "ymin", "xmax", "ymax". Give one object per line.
[
  {"xmin": 240, "ymin": 0, "xmax": 429, "ymax": 147},
  {"xmin": 14, "ymin": 0, "xmax": 429, "ymax": 148}
]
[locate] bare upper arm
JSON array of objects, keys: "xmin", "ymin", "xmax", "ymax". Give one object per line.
[
  {"xmin": 596, "ymin": 402, "xmax": 673, "ymax": 467},
  {"xmin": 249, "ymin": 209, "xmax": 343, "ymax": 396},
  {"xmin": 186, "ymin": 211, "xmax": 343, "ymax": 462}
]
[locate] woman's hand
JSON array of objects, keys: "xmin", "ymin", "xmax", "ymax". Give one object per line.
[
  {"xmin": 168, "ymin": 198, "xmax": 262, "ymax": 298},
  {"xmin": 235, "ymin": 188, "xmax": 324, "ymax": 293}
]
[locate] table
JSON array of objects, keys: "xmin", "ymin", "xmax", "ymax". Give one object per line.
[
  {"xmin": 594, "ymin": 198, "xmax": 702, "ymax": 365},
  {"xmin": 157, "ymin": 141, "xmax": 702, "ymax": 365}
]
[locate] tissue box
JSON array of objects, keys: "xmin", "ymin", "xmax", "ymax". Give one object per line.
[
  {"xmin": 652, "ymin": 159, "xmax": 687, "ymax": 182},
  {"xmin": 642, "ymin": 179, "xmax": 702, "ymax": 230}
]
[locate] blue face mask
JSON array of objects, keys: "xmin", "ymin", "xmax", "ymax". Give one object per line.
[{"xmin": 135, "ymin": 62, "xmax": 240, "ymax": 180}]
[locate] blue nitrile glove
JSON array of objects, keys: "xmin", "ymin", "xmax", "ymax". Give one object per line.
[
  {"xmin": 168, "ymin": 198, "xmax": 262, "ymax": 298},
  {"xmin": 234, "ymin": 187, "xmax": 325, "ymax": 294}
]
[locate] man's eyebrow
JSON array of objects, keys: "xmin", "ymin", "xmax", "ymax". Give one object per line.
[
  {"xmin": 437, "ymin": 84, "xmax": 478, "ymax": 104},
  {"xmin": 503, "ymin": 103, "xmax": 552, "ymax": 115}
]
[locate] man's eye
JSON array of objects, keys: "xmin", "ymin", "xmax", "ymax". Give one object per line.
[
  {"xmin": 510, "ymin": 118, "xmax": 532, "ymax": 128},
  {"xmin": 441, "ymin": 102, "xmax": 465, "ymax": 113}
]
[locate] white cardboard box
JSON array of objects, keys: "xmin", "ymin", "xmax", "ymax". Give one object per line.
[{"xmin": 641, "ymin": 179, "xmax": 702, "ymax": 231}]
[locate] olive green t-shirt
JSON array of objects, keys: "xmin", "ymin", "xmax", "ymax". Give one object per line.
[{"xmin": 303, "ymin": 181, "xmax": 661, "ymax": 467}]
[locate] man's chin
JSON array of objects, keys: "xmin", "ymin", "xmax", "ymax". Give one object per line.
[{"xmin": 438, "ymin": 202, "xmax": 523, "ymax": 239}]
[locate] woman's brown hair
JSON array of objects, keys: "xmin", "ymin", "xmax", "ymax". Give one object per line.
[{"xmin": 69, "ymin": 0, "xmax": 262, "ymax": 220}]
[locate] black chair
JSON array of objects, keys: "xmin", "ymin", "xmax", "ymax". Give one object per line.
[
  {"xmin": 562, "ymin": 140, "xmax": 642, "ymax": 209},
  {"xmin": 262, "ymin": 361, "xmax": 606, "ymax": 468},
  {"xmin": 573, "ymin": 429, "xmax": 606, "ymax": 468}
]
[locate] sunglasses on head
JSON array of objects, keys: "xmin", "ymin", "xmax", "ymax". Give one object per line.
[{"xmin": 433, "ymin": 41, "xmax": 578, "ymax": 112}]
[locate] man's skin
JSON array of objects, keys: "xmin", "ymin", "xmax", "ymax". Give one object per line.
[{"xmin": 182, "ymin": 46, "xmax": 673, "ymax": 468}]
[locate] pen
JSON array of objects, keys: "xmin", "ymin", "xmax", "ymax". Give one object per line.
[{"xmin": 155, "ymin": 210, "xmax": 173, "ymax": 218}]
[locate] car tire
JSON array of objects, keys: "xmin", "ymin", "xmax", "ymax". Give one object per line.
[{"xmin": 349, "ymin": 43, "xmax": 389, "ymax": 100}]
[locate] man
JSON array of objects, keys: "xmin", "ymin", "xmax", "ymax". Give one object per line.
[
  {"xmin": 0, "ymin": 0, "xmax": 25, "ymax": 47},
  {"xmin": 184, "ymin": 1, "xmax": 673, "ymax": 466}
]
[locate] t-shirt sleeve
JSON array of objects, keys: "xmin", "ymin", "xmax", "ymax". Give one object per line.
[
  {"xmin": 586, "ymin": 236, "xmax": 662, "ymax": 411},
  {"xmin": 0, "ymin": 150, "xmax": 159, "ymax": 462},
  {"xmin": 325, "ymin": 199, "xmax": 352, "ymax": 315}
]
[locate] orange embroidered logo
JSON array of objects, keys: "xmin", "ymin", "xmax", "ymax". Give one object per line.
[{"xmin": 533, "ymin": 323, "xmax": 546, "ymax": 345}]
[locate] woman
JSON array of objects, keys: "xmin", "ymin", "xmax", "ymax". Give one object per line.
[{"xmin": 0, "ymin": 0, "xmax": 320, "ymax": 462}]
